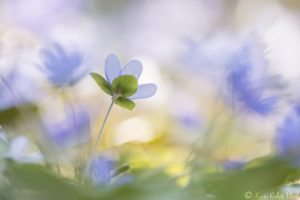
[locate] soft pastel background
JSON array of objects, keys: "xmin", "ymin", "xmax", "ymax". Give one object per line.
[{"xmin": 1, "ymin": 0, "xmax": 300, "ymax": 199}]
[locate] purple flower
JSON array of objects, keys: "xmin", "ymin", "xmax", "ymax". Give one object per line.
[
  {"xmin": 226, "ymin": 38, "xmax": 280, "ymax": 115},
  {"xmin": 90, "ymin": 156, "xmax": 116, "ymax": 185},
  {"xmin": 104, "ymin": 54, "xmax": 157, "ymax": 99},
  {"xmin": 184, "ymin": 34, "xmax": 282, "ymax": 115},
  {"xmin": 40, "ymin": 44, "xmax": 87, "ymax": 86},
  {"xmin": 44, "ymin": 106, "xmax": 90, "ymax": 149},
  {"xmin": 90, "ymin": 156, "xmax": 132, "ymax": 185},
  {"xmin": 276, "ymin": 107, "xmax": 300, "ymax": 166}
]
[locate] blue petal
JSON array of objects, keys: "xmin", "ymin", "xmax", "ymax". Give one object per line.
[
  {"xmin": 105, "ymin": 54, "xmax": 121, "ymax": 84},
  {"xmin": 129, "ymin": 84, "xmax": 157, "ymax": 99},
  {"xmin": 121, "ymin": 60, "xmax": 143, "ymax": 79},
  {"xmin": 40, "ymin": 43, "xmax": 84, "ymax": 86},
  {"xmin": 91, "ymin": 157, "xmax": 115, "ymax": 185}
]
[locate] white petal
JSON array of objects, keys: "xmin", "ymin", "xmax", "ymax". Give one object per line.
[{"xmin": 9, "ymin": 136, "xmax": 28, "ymax": 159}]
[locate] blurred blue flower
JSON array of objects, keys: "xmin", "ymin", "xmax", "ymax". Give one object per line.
[
  {"xmin": 184, "ymin": 34, "xmax": 282, "ymax": 115},
  {"xmin": 183, "ymin": 33, "xmax": 237, "ymax": 77},
  {"xmin": 226, "ymin": 39, "xmax": 279, "ymax": 115},
  {"xmin": 44, "ymin": 106, "xmax": 90, "ymax": 149},
  {"xmin": 276, "ymin": 108, "xmax": 300, "ymax": 166},
  {"xmin": 90, "ymin": 156, "xmax": 132, "ymax": 185},
  {"xmin": 90, "ymin": 156, "xmax": 115, "ymax": 185},
  {"xmin": 0, "ymin": 72, "xmax": 39, "ymax": 111},
  {"xmin": 104, "ymin": 54, "xmax": 157, "ymax": 99},
  {"xmin": 40, "ymin": 44, "xmax": 87, "ymax": 86}
]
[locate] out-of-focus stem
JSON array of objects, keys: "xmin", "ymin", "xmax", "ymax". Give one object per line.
[{"xmin": 83, "ymin": 96, "xmax": 116, "ymax": 178}]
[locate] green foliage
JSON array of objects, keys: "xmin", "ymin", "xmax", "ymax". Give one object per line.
[
  {"xmin": 115, "ymin": 97, "xmax": 135, "ymax": 110},
  {"xmin": 191, "ymin": 157, "xmax": 300, "ymax": 200},
  {"xmin": 111, "ymin": 75, "xmax": 138, "ymax": 97},
  {"xmin": 4, "ymin": 162, "xmax": 185, "ymax": 200},
  {"xmin": 113, "ymin": 164, "xmax": 130, "ymax": 178},
  {"xmin": 90, "ymin": 73, "xmax": 113, "ymax": 95}
]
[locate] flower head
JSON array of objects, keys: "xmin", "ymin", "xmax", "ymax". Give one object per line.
[
  {"xmin": 275, "ymin": 107, "xmax": 300, "ymax": 166},
  {"xmin": 90, "ymin": 54, "xmax": 157, "ymax": 110},
  {"xmin": 90, "ymin": 156, "xmax": 132, "ymax": 185},
  {"xmin": 90, "ymin": 156, "xmax": 115, "ymax": 185},
  {"xmin": 40, "ymin": 44, "xmax": 87, "ymax": 86},
  {"xmin": 226, "ymin": 37, "xmax": 280, "ymax": 115},
  {"xmin": 184, "ymin": 34, "xmax": 282, "ymax": 115}
]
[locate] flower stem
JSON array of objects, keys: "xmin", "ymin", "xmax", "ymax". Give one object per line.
[{"xmin": 83, "ymin": 96, "xmax": 116, "ymax": 178}]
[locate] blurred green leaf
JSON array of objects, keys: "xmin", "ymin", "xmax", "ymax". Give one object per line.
[
  {"xmin": 197, "ymin": 157, "xmax": 299, "ymax": 200},
  {"xmin": 90, "ymin": 72, "xmax": 112, "ymax": 96},
  {"xmin": 115, "ymin": 97, "xmax": 135, "ymax": 110},
  {"xmin": 5, "ymin": 162, "xmax": 186, "ymax": 200},
  {"xmin": 0, "ymin": 104, "xmax": 38, "ymax": 125},
  {"xmin": 112, "ymin": 75, "xmax": 138, "ymax": 97},
  {"xmin": 113, "ymin": 164, "xmax": 130, "ymax": 178}
]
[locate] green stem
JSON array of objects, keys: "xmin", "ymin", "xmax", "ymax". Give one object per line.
[{"xmin": 83, "ymin": 96, "xmax": 116, "ymax": 178}]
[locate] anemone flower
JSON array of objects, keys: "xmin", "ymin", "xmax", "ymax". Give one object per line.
[
  {"xmin": 40, "ymin": 43, "xmax": 87, "ymax": 86},
  {"xmin": 90, "ymin": 156, "xmax": 132, "ymax": 185},
  {"xmin": 90, "ymin": 54, "xmax": 157, "ymax": 110},
  {"xmin": 84, "ymin": 54, "xmax": 157, "ymax": 177},
  {"xmin": 226, "ymin": 38, "xmax": 280, "ymax": 115}
]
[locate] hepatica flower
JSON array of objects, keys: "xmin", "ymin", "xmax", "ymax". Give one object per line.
[
  {"xmin": 276, "ymin": 107, "xmax": 300, "ymax": 166},
  {"xmin": 185, "ymin": 34, "xmax": 281, "ymax": 115},
  {"xmin": 90, "ymin": 156, "xmax": 115, "ymax": 185},
  {"xmin": 84, "ymin": 54, "xmax": 157, "ymax": 177},
  {"xmin": 226, "ymin": 38, "xmax": 280, "ymax": 115},
  {"xmin": 90, "ymin": 54, "xmax": 157, "ymax": 110},
  {"xmin": 90, "ymin": 156, "xmax": 132, "ymax": 185},
  {"xmin": 41, "ymin": 44, "xmax": 87, "ymax": 86}
]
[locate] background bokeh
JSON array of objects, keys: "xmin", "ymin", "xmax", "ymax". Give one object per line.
[{"xmin": 1, "ymin": 1, "xmax": 300, "ymax": 199}]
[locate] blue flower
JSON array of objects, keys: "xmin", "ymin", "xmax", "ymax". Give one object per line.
[
  {"xmin": 226, "ymin": 38, "xmax": 280, "ymax": 115},
  {"xmin": 44, "ymin": 106, "xmax": 90, "ymax": 149},
  {"xmin": 90, "ymin": 156, "xmax": 132, "ymax": 185},
  {"xmin": 276, "ymin": 108, "xmax": 300, "ymax": 166},
  {"xmin": 184, "ymin": 34, "xmax": 282, "ymax": 115},
  {"xmin": 90, "ymin": 156, "xmax": 115, "ymax": 185},
  {"xmin": 103, "ymin": 54, "xmax": 157, "ymax": 99},
  {"xmin": 40, "ymin": 44, "xmax": 87, "ymax": 86}
]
